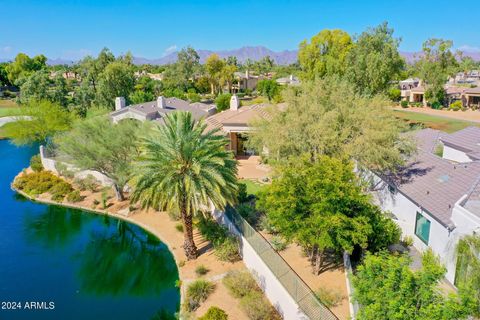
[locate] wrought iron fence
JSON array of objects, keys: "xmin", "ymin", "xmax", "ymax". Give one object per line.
[{"xmin": 225, "ymin": 207, "xmax": 339, "ymax": 320}]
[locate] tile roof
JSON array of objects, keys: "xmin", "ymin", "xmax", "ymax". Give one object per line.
[
  {"xmin": 204, "ymin": 103, "xmax": 272, "ymax": 132},
  {"xmin": 440, "ymin": 126, "xmax": 480, "ymax": 154},
  {"xmin": 387, "ymin": 129, "xmax": 480, "ymax": 226}
]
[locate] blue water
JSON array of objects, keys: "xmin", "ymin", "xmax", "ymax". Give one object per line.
[{"xmin": 0, "ymin": 140, "xmax": 179, "ymax": 319}]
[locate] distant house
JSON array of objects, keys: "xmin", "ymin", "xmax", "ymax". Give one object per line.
[
  {"xmin": 276, "ymin": 75, "xmax": 300, "ymax": 86},
  {"xmin": 399, "ymin": 78, "xmax": 420, "ymax": 101},
  {"xmin": 205, "ymin": 95, "xmax": 272, "ymax": 156},
  {"xmin": 110, "ymin": 96, "xmax": 216, "ymax": 124},
  {"xmin": 233, "ymin": 70, "xmax": 263, "ymax": 92},
  {"xmin": 370, "ymin": 127, "xmax": 480, "ymax": 285}
]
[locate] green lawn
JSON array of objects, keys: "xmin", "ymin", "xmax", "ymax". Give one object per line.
[
  {"xmin": 394, "ymin": 110, "xmax": 480, "ymax": 133},
  {"xmin": 240, "ymin": 179, "xmax": 267, "ymax": 196},
  {"xmin": 0, "ymin": 99, "xmax": 21, "ymax": 117}
]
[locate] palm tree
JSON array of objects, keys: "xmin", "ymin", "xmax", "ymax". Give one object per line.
[{"xmin": 131, "ymin": 111, "xmax": 238, "ymax": 259}]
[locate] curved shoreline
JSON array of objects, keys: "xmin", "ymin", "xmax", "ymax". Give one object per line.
[{"xmin": 11, "ymin": 184, "xmax": 185, "ymax": 305}]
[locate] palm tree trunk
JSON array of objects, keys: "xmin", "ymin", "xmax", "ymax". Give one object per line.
[
  {"xmin": 113, "ymin": 183, "xmax": 124, "ymax": 201},
  {"xmin": 181, "ymin": 201, "xmax": 197, "ymax": 259}
]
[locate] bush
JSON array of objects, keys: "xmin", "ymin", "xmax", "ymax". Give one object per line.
[
  {"xmin": 13, "ymin": 171, "xmax": 73, "ymax": 199},
  {"xmin": 66, "ymin": 190, "xmax": 83, "ymax": 203},
  {"xmin": 175, "ymin": 223, "xmax": 184, "ymax": 233},
  {"xmin": 30, "ymin": 154, "xmax": 43, "ymax": 172},
  {"xmin": 315, "ymin": 287, "xmax": 344, "ymax": 308},
  {"xmin": 223, "ymin": 270, "xmax": 259, "ymax": 298},
  {"xmin": 195, "ymin": 265, "xmax": 209, "ymax": 276},
  {"xmin": 197, "ymin": 217, "xmax": 229, "ymax": 244},
  {"xmin": 449, "ymin": 100, "xmax": 463, "ymax": 111},
  {"xmin": 270, "ymin": 236, "xmax": 287, "ymax": 251},
  {"xmin": 215, "ymin": 237, "xmax": 241, "ymax": 262},
  {"xmin": 198, "ymin": 306, "xmax": 228, "ymax": 320},
  {"xmin": 431, "ymin": 101, "xmax": 442, "ymax": 110},
  {"xmin": 74, "ymin": 175, "xmax": 99, "ymax": 192},
  {"xmin": 400, "ymin": 100, "xmax": 409, "ymax": 108},
  {"xmin": 237, "ymin": 203, "xmax": 258, "ymax": 225},
  {"xmin": 215, "ymin": 93, "xmax": 232, "ymax": 112},
  {"xmin": 388, "ymin": 88, "xmax": 401, "ymax": 102},
  {"xmin": 55, "ymin": 162, "xmax": 74, "ymax": 179},
  {"xmin": 240, "ymin": 291, "xmax": 279, "ymax": 320},
  {"xmin": 237, "ymin": 182, "xmax": 249, "ymax": 203},
  {"xmin": 187, "ymin": 91, "xmax": 201, "ymax": 103},
  {"xmin": 184, "ymin": 280, "xmax": 215, "ymax": 311},
  {"xmin": 259, "ymin": 215, "xmax": 276, "ymax": 233}
]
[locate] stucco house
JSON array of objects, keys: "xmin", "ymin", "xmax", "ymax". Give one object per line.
[
  {"xmin": 370, "ymin": 127, "xmax": 480, "ymax": 285},
  {"xmin": 110, "ymin": 96, "xmax": 216, "ymax": 124},
  {"xmin": 232, "ymin": 70, "xmax": 263, "ymax": 92},
  {"xmin": 205, "ymin": 95, "xmax": 271, "ymax": 156},
  {"xmin": 276, "ymin": 75, "xmax": 301, "ymax": 86},
  {"xmin": 399, "ymin": 78, "xmax": 420, "ymax": 101}
]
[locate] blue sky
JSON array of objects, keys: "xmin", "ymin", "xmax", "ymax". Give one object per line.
[{"xmin": 1, "ymin": 0, "xmax": 480, "ymax": 60}]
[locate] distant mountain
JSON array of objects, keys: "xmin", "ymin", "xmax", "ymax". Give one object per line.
[
  {"xmin": 4, "ymin": 46, "xmax": 478, "ymax": 67},
  {"xmin": 132, "ymin": 46, "xmax": 299, "ymax": 65}
]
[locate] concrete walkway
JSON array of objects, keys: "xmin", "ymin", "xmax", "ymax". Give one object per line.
[{"xmin": 0, "ymin": 116, "xmax": 30, "ymax": 127}]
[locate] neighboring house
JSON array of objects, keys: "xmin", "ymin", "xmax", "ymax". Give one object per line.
[
  {"xmin": 276, "ymin": 75, "xmax": 300, "ymax": 86},
  {"xmin": 441, "ymin": 126, "xmax": 480, "ymax": 162},
  {"xmin": 134, "ymin": 71, "xmax": 163, "ymax": 81},
  {"xmin": 110, "ymin": 96, "xmax": 216, "ymax": 124},
  {"xmin": 370, "ymin": 127, "xmax": 480, "ymax": 285},
  {"xmin": 205, "ymin": 95, "xmax": 271, "ymax": 156},
  {"xmin": 233, "ymin": 70, "xmax": 263, "ymax": 92},
  {"xmin": 399, "ymin": 78, "xmax": 420, "ymax": 101},
  {"xmin": 452, "ymin": 70, "xmax": 480, "ymax": 85},
  {"xmin": 463, "ymin": 87, "xmax": 480, "ymax": 108}
]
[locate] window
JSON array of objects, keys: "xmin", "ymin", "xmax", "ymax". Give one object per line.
[
  {"xmin": 388, "ymin": 184, "xmax": 396, "ymax": 195},
  {"xmin": 415, "ymin": 212, "xmax": 431, "ymax": 244}
]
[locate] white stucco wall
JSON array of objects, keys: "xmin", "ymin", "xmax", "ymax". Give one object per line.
[
  {"xmin": 213, "ymin": 209, "xmax": 310, "ymax": 320},
  {"xmin": 442, "ymin": 145, "xmax": 472, "ymax": 163}
]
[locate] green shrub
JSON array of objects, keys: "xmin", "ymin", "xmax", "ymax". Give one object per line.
[
  {"xmin": 184, "ymin": 280, "xmax": 215, "ymax": 311},
  {"xmin": 314, "ymin": 287, "xmax": 344, "ymax": 308},
  {"xmin": 388, "ymin": 88, "xmax": 401, "ymax": 102},
  {"xmin": 175, "ymin": 223, "xmax": 184, "ymax": 233},
  {"xmin": 198, "ymin": 306, "xmax": 228, "ymax": 320},
  {"xmin": 214, "ymin": 237, "xmax": 241, "ymax": 262},
  {"xmin": 55, "ymin": 162, "xmax": 74, "ymax": 179},
  {"xmin": 449, "ymin": 100, "xmax": 463, "ymax": 111},
  {"xmin": 195, "ymin": 265, "xmax": 209, "ymax": 276},
  {"xmin": 270, "ymin": 236, "xmax": 287, "ymax": 251},
  {"xmin": 237, "ymin": 182, "xmax": 249, "ymax": 203},
  {"xmin": 240, "ymin": 291, "xmax": 279, "ymax": 320},
  {"xmin": 197, "ymin": 217, "xmax": 229, "ymax": 244},
  {"xmin": 93, "ymin": 199, "xmax": 100, "ymax": 206},
  {"xmin": 259, "ymin": 215, "xmax": 276, "ymax": 233},
  {"xmin": 431, "ymin": 101, "xmax": 442, "ymax": 110},
  {"xmin": 74, "ymin": 175, "xmax": 99, "ymax": 192},
  {"xmin": 400, "ymin": 100, "xmax": 409, "ymax": 108},
  {"xmin": 66, "ymin": 190, "xmax": 83, "ymax": 203},
  {"xmin": 223, "ymin": 270, "xmax": 259, "ymax": 298},
  {"xmin": 237, "ymin": 203, "xmax": 258, "ymax": 225},
  {"xmin": 30, "ymin": 154, "xmax": 43, "ymax": 172},
  {"xmin": 215, "ymin": 93, "xmax": 232, "ymax": 112},
  {"xmin": 13, "ymin": 171, "xmax": 73, "ymax": 200}
]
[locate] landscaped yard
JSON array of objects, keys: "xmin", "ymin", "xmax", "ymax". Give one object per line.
[
  {"xmin": 240, "ymin": 179, "xmax": 266, "ymax": 196},
  {"xmin": 394, "ymin": 109, "xmax": 480, "ymax": 133},
  {"xmin": 0, "ymin": 99, "xmax": 21, "ymax": 117}
]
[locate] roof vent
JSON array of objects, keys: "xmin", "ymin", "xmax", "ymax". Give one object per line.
[
  {"xmin": 426, "ymin": 190, "xmax": 430, "ymax": 195},
  {"xmin": 437, "ymin": 175, "xmax": 450, "ymax": 183}
]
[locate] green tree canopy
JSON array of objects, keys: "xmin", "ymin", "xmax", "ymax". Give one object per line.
[
  {"xmin": 4, "ymin": 100, "xmax": 73, "ymax": 145},
  {"xmin": 256, "ymin": 79, "xmax": 280, "ymax": 102},
  {"xmin": 456, "ymin": 234, "xmax": 480, "ymax": 316},
  {"xmin": 131, "ymin": 111, "xmax": 238, "ymax": 259},
  {"xmin": 345, "ymin": 22, "xmax": 405, "ymax": 95},
  {"xmin": 54, "ymin": 117, "xmax": 141, "ymax": 200},
  {"xmin": 353, "ymin": 250, "xmax": 477, "ymax": 320},
  {"xmin": 298, "ymin": 29, "xmax": 353, "ymax": 80},
  {"xmin": 249, "ymin": 77, "xmax": 414, "ymax": 172},
  {"xmin": 5, "ymin": 53, "xmax": 47, "ymax": 84},
  {"xmin": 205, "ymin": 54, "xmax": 225, "ymax": 95},
  {"xmin": 96, "ymin": 60, "xmax": 135, "ymax": 108},
  {"xmin": 257, "ymin": 156, "xmax": 400, "ymax": 274}
]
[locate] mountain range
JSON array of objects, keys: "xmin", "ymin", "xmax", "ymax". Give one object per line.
[{"xmin": 2, "ymin": 46, "xmax": 480, "ymax": 66}]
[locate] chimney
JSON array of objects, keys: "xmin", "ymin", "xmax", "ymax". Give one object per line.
[
  {"xmin": 230, "ymin": 94, "xmax": 240, "ymax": 111},
  {"xmin": 157, "ymin": 96, "xmax": 166, "ymax": 109},
  {"xmin": 290, "ymin": 74, "xmax": 294, "ymax": 81},
  {"xmin": 115, "ymin": 97, "xmax": 126, "ymax": 111},
  {"xmin": 245, "ymin": 70, "xmax": 250, "ymax": 79}
]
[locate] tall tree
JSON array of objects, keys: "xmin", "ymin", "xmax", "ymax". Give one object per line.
[
  {"xmin": 456, "ymin": 234, "xmax": 480, "ymax": 317},
  {"xmin": 257, "ymin": 156, "xmax": 400, "ymax": 274},
  {"xmin": 131, "ymin": 111, "xmax": 238, "ymax": 259},
  {"xmin": 5, "ymin": 53, "xmax": 47, "ymax": 84},
  {"xmin": 345, "ymin": 22, "xmax": 405, "ymax": 95},
  {"xmin": 256, "ymin": 79, "xmax": 280, "ymax": 102},
  {"xmin": 18, "ymin": 70, "xmax": 51, "ymax": 104},
  {"xmin": 414, "ymin": 38, "xmax": 458, "ymax": 106},
  {"xmin": 354, "ymin": 250, "xmax": 477, "ymax": 320},
  {"xmin": 298, "ymin": 29, "xmax": 353, "ymax": 80},
  {"xmin": 4, "ymin": 100, "xmax": 73, "ymax": 145},
  {"xmin": 177, "ymin": 46, "xmax": 200, "ymax": 84},
  {"xmin": 249, "ymin": 77, "xmax": 414, "ymax": 172},
  {"xmin": 205, "ymin": 54, "xmax": 225, "ymax": 95},
  {"xmin": 55, "ymin": 117, "xmax": 141, "ymax": 201},
  {"xmin": 96, "ymin": 60, "xmax": 135, "ymax": 108}
]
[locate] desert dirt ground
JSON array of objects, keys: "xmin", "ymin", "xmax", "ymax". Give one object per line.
[{"xmin": 393, "ymin": 106, "xmax": 480, "ymax": 123}]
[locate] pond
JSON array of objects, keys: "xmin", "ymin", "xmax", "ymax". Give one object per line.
[{"xmin": 0, "ymin": 140, "xmax": 180, "ymax": 319}]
